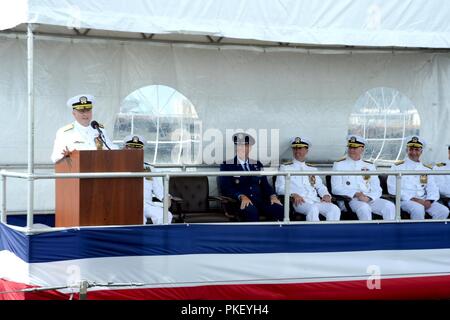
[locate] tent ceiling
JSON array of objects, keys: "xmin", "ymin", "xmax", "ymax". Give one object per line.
[
  {"xmin": 2, "ymin": 24, "xmax": 450, "ymax": 53},
  {"xmin": 1, "ymin": 0, "xmax": 449, "ymax": 49}
]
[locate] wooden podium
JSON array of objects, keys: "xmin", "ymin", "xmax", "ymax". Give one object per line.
[{"xmin": 55, "ymin": 150, "xmax": 143, "ymax": 227}]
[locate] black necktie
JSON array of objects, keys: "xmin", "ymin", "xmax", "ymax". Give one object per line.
[{"xmin": 245, "ymin": 162, "xmax": 250, "ymax": 171}]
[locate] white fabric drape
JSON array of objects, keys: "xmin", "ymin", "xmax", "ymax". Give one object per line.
[
  {"xmin": 1, "ymin": 36, "xmax": 450, "ymax": 210},
  {"xmin": 1, "ymin": 0, "xmax": 450, "ymax": 48}
]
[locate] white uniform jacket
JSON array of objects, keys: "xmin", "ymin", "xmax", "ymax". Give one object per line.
[
  {"xmin": 51, "ymin": 121, "xmax": 117, "ymax": 163},
  {"xmin": 433, "ymin": 161, "xmax": 450, "ymax": 197},
  {"xmin": 387, "ymin": 157, "xmax": 440, "ymax": 201},
  {"xmin": 331, "ymin": 158, "xmax": 382, "ymax": 200},
  {"xmin": 276, "ymin": 160, "xmax": 330, "ymax": 204},
  {"xmin": 144, "ymin": 177, "xmax": 165, "ymax": 207}
]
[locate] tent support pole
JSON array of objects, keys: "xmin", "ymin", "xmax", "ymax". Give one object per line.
[
  {"xmin": 26, "ymin": 23, "xmax": 35, "ymax": 230},
  {"xmin": 163, "ymin": 175, "xmax": 170, "ymax": 224}
]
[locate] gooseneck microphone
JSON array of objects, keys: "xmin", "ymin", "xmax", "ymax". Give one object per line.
[{"xmin": 91, "ymin": 120, "xmax": 111, "ymax": 150}]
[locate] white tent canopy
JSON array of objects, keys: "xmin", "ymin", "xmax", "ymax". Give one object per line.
[
  {"xmin": 1, "ymin": 0, "xmax": 450, "ymax": 48},
  {"xmin": 1, "ymin": 1, "xmax": 450, "ymax": 215}
]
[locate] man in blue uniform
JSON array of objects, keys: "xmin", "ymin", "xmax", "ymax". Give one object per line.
[{"xmin": 219, "ymin": 132, "xmax": 283, "ymax": 222}]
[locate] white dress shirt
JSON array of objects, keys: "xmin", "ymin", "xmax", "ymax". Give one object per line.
[
  {"xmin": 51, "ymin": 121, "xmax": 117, "ymax": 163},
  {"xmin": 387, "ymin": 157, "xmax": 440, "ymax": 201},
  {"xmin": 331, "ymin": 157, "xmax": 382, "ymax": 200},
  {"xmin": 276, "ymin": 159, "xmax": 330, "ymax": 204},
  {"xmin": 433, "ymin": 160, "xmax": 450, "ymax": 197}
]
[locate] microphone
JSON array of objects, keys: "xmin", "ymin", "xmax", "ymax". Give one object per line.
[
  {"xmin": 90, "ymin": 120, "xmax": 102, "ymax": 132},
  {"xmin": 90, "ymin": 120, "xmax": 111, "ymax": 150}
]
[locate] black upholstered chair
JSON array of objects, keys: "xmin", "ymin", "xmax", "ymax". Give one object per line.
[
  {"xmin": 440, "ymin": 196, "xmax": 450, "ymax": 209},
  {"xmin": 169, "ymin": 176, "xmax": 231, "ymax": 223}
]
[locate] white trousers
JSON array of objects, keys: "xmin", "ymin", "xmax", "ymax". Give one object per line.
[
  {"xmin": 401, "ymin": 200, "xmax": 449, "ymax": 220},
  {"xmin": 144, "ymin": 204, "xmax": 173, "ymax": 225},
  {"xmin": 349, "ymin": 198, "xmax": 395, "ymax": 221},
  {"xmin": 293, "ymin": 202, "xmax": 341, "ymax": 221}
]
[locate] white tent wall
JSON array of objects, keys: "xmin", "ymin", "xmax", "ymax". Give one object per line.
[{"xmin": 1, "ymin": 35, "xmax": 449, "ymax": 211}]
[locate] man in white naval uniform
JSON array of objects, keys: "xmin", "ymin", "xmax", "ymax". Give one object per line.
[
  {"xmin": 433, "ymin": 145, "xmax": 450, "ymax": 207},
  {"xmin": 51, "ymin": 94, "xmax": 117, "ymax": 163},
  {"xmin": 388, "ymin": 137, "xmax": 449, "ymax": 220},
  {"xmin": 123, "ymin": 135, "xmax": 173, "ymax": 225},
  {"xmin": 275, "ymin": 137, "xmax": 340, "ymax": 221},
  {"xmin": 331, "ymin": 135, "xmax": 395, "ymax": 221}
]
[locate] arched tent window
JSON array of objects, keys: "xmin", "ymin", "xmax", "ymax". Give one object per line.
[
  {"xmin": 113, "ymin": 85, "xmax": 201, "ymax": 164},
  {"xmin": 348, "ymin": 87, "xmax": 420, "ymax": 164}
]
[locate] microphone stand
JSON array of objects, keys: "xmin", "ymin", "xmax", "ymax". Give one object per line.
[
  {"xmin": 97, "ymin": 132, "xmax": 111, "ymax": 150},
  {"xmin": 91, "ymin": 121, "xmax": 111, "ymax": 150}
]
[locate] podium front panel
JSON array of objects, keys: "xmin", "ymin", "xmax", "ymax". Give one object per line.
[{"xmin": 55, "ymin": 150, "xmax": 143, "ymax": 227}]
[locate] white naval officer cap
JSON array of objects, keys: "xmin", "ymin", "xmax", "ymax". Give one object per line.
[
  {"xmin": 405, "ymin": 136, "xmax": 426, "ymax": 148},
  {"xmin": 67, "ymin": 94, "xmax": 95, "ymax": 110},
  {"xmin": 123, "ymin": 134, "xmax": 146, "ymax": 149},
  {"xmin": 290, "ymin": 136, "xmax": 311, "ymax": 148},
  {"xmin": 347, "ymin": 134, "xmax": 366, "ymax": 148}
]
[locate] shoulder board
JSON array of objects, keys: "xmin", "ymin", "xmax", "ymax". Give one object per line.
[
  {"xmin": 363, "ymin": 160, "xmax": 373, "ymax": 164},
  {"xmin": 62, "ymin": 123, "xmax": 74, "ymax": 132},
  {"xmin": 424, "ymin": 164, "xmax": 433, "ymax": 169},
  {"xmin": 98, "ymin": 123, "xmax": 104, "ymax": 129},
  {"xmin": 282, "ymin": 160, "xmax": 293, "ymax": 165},
  {"xmin": 436, "ymin": 162, "xmax": 446, "ymax": 167},
  {"xmin": 394, "ymin": 160, "xmax": 405, "ymax": 166},
  {"xmin": 335, "ymin": 157, "xmax": 346, "ymax": 163},
  {"xmin": 305, "ymin": 162, "xmax": 317, "ymax": 167}
]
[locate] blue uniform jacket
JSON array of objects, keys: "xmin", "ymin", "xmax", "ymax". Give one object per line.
[{"xmin": 219, "ymin": 157, "xmax": 275, "ymax": 203}]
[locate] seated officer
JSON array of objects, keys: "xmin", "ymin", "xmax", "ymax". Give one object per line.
[
  {"xmin": 332, "ymin": 135, "xmax": 395, "ymax": 220},
  {"xmin": 51, "ymin": 94, "xmax": 117, "ymax": 163},
  {"xmin": 276, "ymin": 137, "xmax": 340, "ymax": 221},
  {"xmin": 219, "ymin": 132, "xmax": 284, "ymax": 222},
  {"xmin": 388, "ymin": 137, "xmax": 449, "ymax": 219},
  {"xmin": 433, "ymin": 145, "xmax": 450, "ymax": 207},
  {"xmin": 123, "ymin": 135, "xmax": 173, "ymax": 225}
]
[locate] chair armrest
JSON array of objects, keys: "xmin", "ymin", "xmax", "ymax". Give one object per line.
[
  {"xmin": 278, "ymin": 194, "xmax": 293, "ymax": 203},
  {"xmin": 169, "ymin": 196, "xmax": 184, "ymax": 223},
  {"xmin": 215, "ymin": 195, "xmax": 238, "ymax": 204},
  {"xmin": 170, "ymin": 196, "xmax": 184, "ymax": 203},
  {"xmin": 381, "ymin": 194, "xmax": 396, "ymax": 201},
  {"xmin": 208, "ymin": 196, "xmax": 224, "ymax": 203},
  {"xmin": 332, "ymin": 195, "xmax": 352, "ymax": 202}
]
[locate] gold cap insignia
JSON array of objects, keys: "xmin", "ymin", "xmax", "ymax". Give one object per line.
[{"xmin": 79, "ymin": 96, "xmax": 88, "ymax": 104}]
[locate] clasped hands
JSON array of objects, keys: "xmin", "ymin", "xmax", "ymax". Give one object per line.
[
  {"xmin": 354, "ymin": 192, "xmax": 372, "ymax": 203},
  {"xmin": 239, "ymin": 194, "xmax": 282, "ymax": 210}
]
